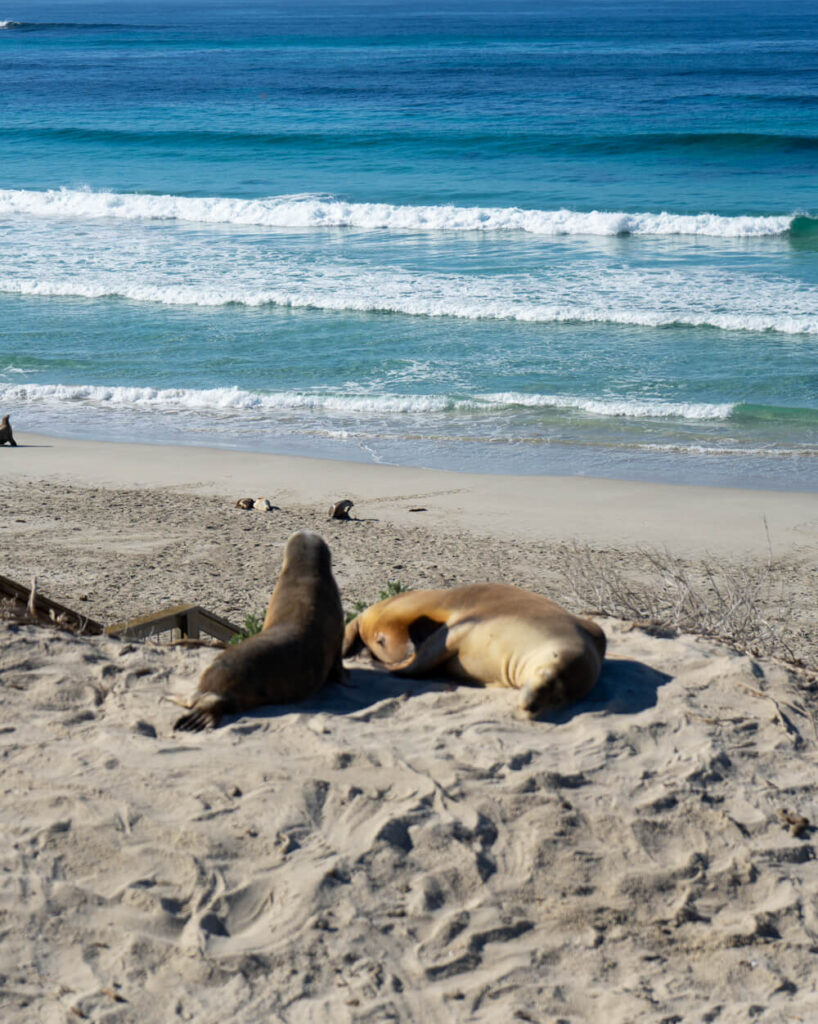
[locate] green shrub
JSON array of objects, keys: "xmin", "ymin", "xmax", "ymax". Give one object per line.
[{"xmin": 230, "ymin": 609, "xmax": 265, "ymax": 645}]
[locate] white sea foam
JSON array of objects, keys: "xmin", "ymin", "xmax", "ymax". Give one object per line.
[
  {"xmin": 0, "ymin": 187, "xmax": 800, "ymax": 238},
  {"xmin": 478, "ymin": 392, "xmax": 735, "ymax": 419},
  {"xmin": 0, "ymin": 382, "xmax": 735, "ymax": 421},
  {"xmin": 3, "ymin": 204, "xmax": 817, "ymax": 335},
  {"xmin": 2, "ymin": 273, "xmax": 816, "ymax": 335}
]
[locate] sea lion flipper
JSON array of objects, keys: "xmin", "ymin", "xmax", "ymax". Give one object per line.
[
  {"xmin": 174, "ymin": 709, "xmax": 212, "ymax": 732},
  {"xmin": 342, "ymin": 616, "xmax": 364, "ymax": 658},
  {"xmin": 172, "ymin": 692, "xmax": 228, "ymax": 732},
  {"xmin": 390, "ymin": 621, "xmax": 467, "ymax": 676}
]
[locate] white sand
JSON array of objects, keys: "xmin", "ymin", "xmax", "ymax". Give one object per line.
[{"xmin": 1, "ymin": 433, "xmax": 817, "ymax": 1022}]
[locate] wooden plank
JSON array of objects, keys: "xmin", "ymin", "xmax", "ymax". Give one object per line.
[
  {"xmin": 105, "ymin": 603, "xmax": 241, "ymax": 643},
  {"xmin": 0, "ymin": 574, "xmax": 242, "ymax": 644},
  {"xmin": 195, "ymin": 607, "xmax": 244, "ymax": 644},
  {"xmin": 0, "ymin": 572, "xmax": 104, "ymax": 634}
]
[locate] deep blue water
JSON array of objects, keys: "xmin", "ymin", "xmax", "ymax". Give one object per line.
[{"xmin": 2, "ymin": 0, "xmax": 818, "ymax": 488}]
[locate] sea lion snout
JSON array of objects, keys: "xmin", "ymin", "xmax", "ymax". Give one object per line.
[{"xmin": 518, "ymin": 675, "xmax": 565, "ymax": 717}]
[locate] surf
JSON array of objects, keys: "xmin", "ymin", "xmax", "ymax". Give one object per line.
[{"xmin": 0, "ymin": 188, "xmax": 806, "ymax": 239}]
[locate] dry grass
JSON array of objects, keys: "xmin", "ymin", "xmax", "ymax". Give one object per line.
[
  {"xmin": 558, "ymin": 541, "xmax": 810, "ymax": 672},
  {"xmin": 0, "ymin": 595, "xmax": 97, "ymax": 636}
]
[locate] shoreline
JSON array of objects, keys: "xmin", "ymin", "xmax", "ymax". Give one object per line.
[{"xmin": 5, "ymin": 430, "xmax": 817, "ymax": 561}]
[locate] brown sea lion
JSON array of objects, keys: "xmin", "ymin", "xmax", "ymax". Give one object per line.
[
  {"xmin": 343, "ymin": 583, "xmax": 605, "ymax": 716},
  {"xmin": 0, "ymin": 415, "xmax": 17, "ymax": 446},
  {"xmin": 329, "ymin": 498, "xmax": 354, "ymax": 520},
  {"xmin": 172, "ymin": 530, "xmax": 344, "ymax": 731}
]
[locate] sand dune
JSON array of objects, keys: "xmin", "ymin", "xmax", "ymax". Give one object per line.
[{"xmin": 0, "ymin": 434, "xmax": 816, "ymax": 1021}]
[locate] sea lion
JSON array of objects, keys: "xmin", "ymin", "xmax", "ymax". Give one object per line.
[
  {"xmin": 173, "ymin": 530, "xmax": 344, "ymax": 731},
  {"xmin": 0, "ymin": 415, "xmax": 17, "ymax": 446},
  {"xmin": 343, "ymin": 583, "xmax": 605, "ymax": 716},
  {"xmin": 329, "ymin": 499, "xmax": 354, "ymax": 520}
]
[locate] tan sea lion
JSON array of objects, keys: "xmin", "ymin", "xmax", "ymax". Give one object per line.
[
  {"xmin": 0, "ymin": 415, "xmax": 17, "ymax": 446},
  {"xmin": 173, "ymin": 530, "xmax": 344, "ymax": 731},
  {"xmin": 343, "ymin": 583, "xmax": 605, "ymax": 716}
]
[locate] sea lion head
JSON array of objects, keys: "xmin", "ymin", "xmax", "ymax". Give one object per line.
[
  {"xmin": 518, "ymin": 642, "xmax": 600, "ymax": 717},
  {"xmin": 282, "ymin": 529, "xmax": 332, "ymax": 574}
]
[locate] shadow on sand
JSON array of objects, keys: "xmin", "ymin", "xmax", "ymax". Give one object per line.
[{"xmin": 216, "ymin": 655, "xmax": 673, "ymax": 731}]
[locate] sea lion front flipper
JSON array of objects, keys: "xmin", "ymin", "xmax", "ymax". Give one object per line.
[
  {"xmin": 389, "ymin": 621, "xmax": 470, "ymax": 676},
  {"xmin": 342, "ymin": 616, "xmax": 364, "ymax": 658}
]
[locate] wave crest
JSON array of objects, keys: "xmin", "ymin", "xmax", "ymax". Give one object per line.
[
  {"xmin": 0, "ymin": 187, "xmax": 803, "ymax": 238},
  {"xmin": 0, "ymin": 382, "xmax": 736, "ymax": 421}
]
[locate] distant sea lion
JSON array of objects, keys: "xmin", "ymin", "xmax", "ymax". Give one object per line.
[
  {"xmin": 329, "ymin": 499, "xmax": 354, "ymax": 520},
  {"xmin": 173, "ymin": 530, "xmax": 344, "ymax": 731},
  {"xmin": 0, "ymin": 415, "xmax": 17, "ymax": 447},
  {"xmin": 343, "ymin": 583, "xmax": 605, "ymax": 716}
]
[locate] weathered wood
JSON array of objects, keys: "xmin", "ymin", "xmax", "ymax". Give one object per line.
[
  {"xmin": 0, "ymin": 573, "xmax": 241, "ymax": 644},
  {"xmin": 105, "ymin": 604, "xmax": 241, "ymax": 643},
  {"xmin": 0, "ymin": 573, "xmax": 104, "ymax": 634}
]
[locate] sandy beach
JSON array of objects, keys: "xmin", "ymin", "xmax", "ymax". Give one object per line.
[{"xmin": 2, "ymin": 432, "xmax": 818, "ymax": 1022}]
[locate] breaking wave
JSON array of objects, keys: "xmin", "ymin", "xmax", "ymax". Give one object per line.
[
  {"xmin": 0, "ymin": 187, "xmax": 807, "ymax": 238},
  {"xmin": 0, "ymin": 382, "xmax": 742, "ymax": 421}
]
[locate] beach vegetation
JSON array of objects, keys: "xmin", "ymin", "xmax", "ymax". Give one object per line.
[
  {"xmin": 230, "ymin": 610, "xmax": 265, "ymax": 644},
  {"xmin": 345, "ymin": 579, "xmax": 408, "ymax": 623},
  {"xmin": 558, "ymin": 541, "xmax": 807, "ymax": 670}
]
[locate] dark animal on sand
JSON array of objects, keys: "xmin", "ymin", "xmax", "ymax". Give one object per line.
[
  {"xmin": 0, "ymin": 415, "xmax": 16, "ymax": 447},
  {"xmin": 172, "ymin": 530, "xmax": 344, "ymax": 731},
  {"xmin": 343, "ymin": 583, "xmax": 605, "ymax": 716},
  {"xmin": 329, "ymin": 499, "xmax": 354, "ymax": 520}
]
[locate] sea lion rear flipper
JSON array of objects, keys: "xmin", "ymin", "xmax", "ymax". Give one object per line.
[{"xmin": 172, "ymin": 692, "xmax": 229, "ymax": 732}]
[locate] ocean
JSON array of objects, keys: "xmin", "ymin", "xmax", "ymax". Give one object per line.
[{"xmin": 2, "ymin": 0, "xmax": 818, "ymax": 489}]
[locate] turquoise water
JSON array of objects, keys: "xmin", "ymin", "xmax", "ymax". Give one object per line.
[{"xmin": 2, "ymin": 0, "xmax": 818, "ymax": 488}]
